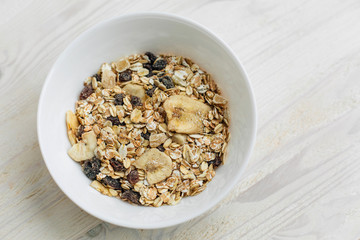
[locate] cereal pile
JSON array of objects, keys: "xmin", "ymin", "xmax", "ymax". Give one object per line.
[{"xmin": 66, "ymin": 52, "xmax": 230, "ymax": 206}]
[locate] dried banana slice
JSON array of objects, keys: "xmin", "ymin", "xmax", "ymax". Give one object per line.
[
  {"xmin": 123, "ymin": 84, "xmax": 146, "ymax": 102},
  {"xmin": 163, "ymin": 95, "xmax": 211, "ymax": 134},
  {"xmin": 68, "ymin": 131, "xmax": 97, "ymax": 162},
  {"xmin": 101, "ymin": 63, "xmax": 116, "ymax": 89},
  {"xmin": 66, "ymin": 110, "xmax": 79, "ymax": 146},
  {"xmin": 134, "ymin": 148, "xmax": 172, "ymax": 185}
]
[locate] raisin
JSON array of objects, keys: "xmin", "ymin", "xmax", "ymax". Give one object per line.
[
  {"xmin": 152, "ymin": 58, "xmax": 167, "ymax": 70},
  {"xmin": 141, "ymin": 131, "xmax": 150, "ymax": 140},
  {"xmin": 122, "ymin": 190, "xmax": 140, "ymax": 205},
  {"xmin": 143, "ymin": 63, "xmax": 154, "ymax": 77},
  {"xmin": 92, "ymin": 73, "xmax": 101, "ymax": 82},
  {"xmin": 145, "ymin": 52, "xmax": 157, "ymax": 64},
  {"xmin": 127, "ymin": 170, "xmax": 140, "ymax": 185},
  {"xmin": 110, "ymin": 158, "xmax": 126, "ymax": 172},
  {"xmin": 143, "ymin": 63, "xmax": 152, "ymax": 71},
  {"xmin": 157, "ymin": 144, "xmax": 165, "ymax": 152},
  {"xmin": 209, "ymin": 155, "xmax": 222, "ymax": 168},
  {"xmin": 159, "ymin": 76, "xmax": 174, "ymax": 89},
  {"xmin": 118, "ymin": 69, "xmax": 132, "ymax": 82},
  {"xmin": 145, "ymin": 86, "xmax": 157, "ymax": 97},
  {"xmin": 146, "ymin": 71, "xmax": 155, "ymax": 77},
  {"xmin": 82, "ymin": 157, "xmax": 101, "ymax": 180},
  {"xmin": 114, "ymin": 93, "xmax": 125, "ymax": 105},
  {"xmin": 77, "ymin": 125, "xmax": 85, "ymax": 138},
  {"xmin": 130, "ymin": 95, "xmax": 142, "ymax": 106},
  {"xmin": 101, "ymin": 176, "xmax": 122, "ymax": 190},
  {"xmin": 79, "ymin": 85, "xmax": 94, "ymax": 100},
  {"xmin": 107, "ymin": 116, "xmax": 121, "ymax": 126}
]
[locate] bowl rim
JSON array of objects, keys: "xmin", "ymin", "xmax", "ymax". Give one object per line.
[{"xmin": 37, "ymin": 12, "xmax": 257, "ymax": 229}]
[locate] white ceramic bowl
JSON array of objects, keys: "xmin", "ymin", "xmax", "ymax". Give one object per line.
[{"xmin": 37, "ymin": 13, "xmax": 256, "ymax": 229}]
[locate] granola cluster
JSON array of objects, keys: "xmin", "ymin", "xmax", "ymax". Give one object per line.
[{"xmin": 66, "ymin": 52, "xmax": 230, "ymax": 206}]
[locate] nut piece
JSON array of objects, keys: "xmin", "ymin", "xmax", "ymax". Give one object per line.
[
  {"xmin": 101, "ymin": 63, "xmax": 116, "ymax": 89},
  {"xmin": 123, "ymin": 84, "xmax": 146, "ymax": 102},
  {"xmin": 134, "ymin": 148, "xmax": 172, "ymax": 185},
  {"xmin": 149, "ymin": 133, "xmax": 167, "ymax": 148},
  {"xmin": 68, "ymin": 131, "xmax": 97, "ymax": 162},
  {"xmin": 113, "ymin": 58, "xmax": 130, "ymax": 72},
  {"xmin": 66, "ymin": 110, "xmax": 79, "ymax": 145},
  {"xmin": 163, "ymin": 95, "xmax": 211, "ymax": 134},
  {"xmin": 172, "ymin": 133, "xmax": 187, "ymax": 145}
]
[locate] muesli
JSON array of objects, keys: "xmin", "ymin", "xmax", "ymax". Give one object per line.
[{"xmin": 66, "ymin": 52, "xmax": 230, "ymax": 206}]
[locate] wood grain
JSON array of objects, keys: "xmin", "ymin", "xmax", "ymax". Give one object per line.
[{"xmin": 1, "ymin": 0, "xmax": 360, "ymax": 239}]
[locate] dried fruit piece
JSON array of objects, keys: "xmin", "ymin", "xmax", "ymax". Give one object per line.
[
  {"xmin": 163, "ymin": 95, "xmax": 211, "ymax": 134},
  {"xmin": 93, "ymin": 73, "xmax": 101, "ymax": 82},
  {"xmin": 157, "ymin": 144, "xmax": 165, "ymax": 152},
  {"xmin": 145, "ymin": 52, "xmax": 157, "ymax": 64},
  {"xmin": 101, "ymin": 63, "xmax": 116, "ymax": 89},
  {"xmin": 122, "ymin": 190, "xmax": 140, "ymax": 205},
  {"xmin": 101, "ymin": 176, "xmax": 122, "ymax": 190},
  {"xmin": 159, "ymin": 76, "xmax": 174, "ymax": 89},
  {"xmin": 118, "ymin": 69, "xmax": 132, "ymax": 82},
  {"xmin": 82, "ymin": 157, "xmax": 101, "ymax": 180},
  {"xmin": 107, "ymin": 116, "xmax": 121, "ymax": 126},
  {"xmin": 141, "ymin": 131, "xmax": 150, "ymax": 140},
  {"xmin": 114, "ymin": 93, "xmax": 125, "ymax": 105},
  {"xmin": 134, "ymin": 148, "xmax": 172, "ymax": 185},
  {"xmin": 79, "ymin": 85, "xmax": 94, "ymax": 100},
  {"xmin": 77, "ymin": 125, "xmax": 85, "ymax": 139},
  {"xmin": 123, "ymin": 84, "xmax": 146, "ymax": 102},
  {"xmin": 127, "ymin": 170, "xmax": 139, "ymax": 185},
  {"xmin": 66, "ymin": 110, "xmax": 79, "ymax": 145},
  {"xmin": 143, "ymin": 63, "xmax": 152, "ymax": 71},
  {"xmin": 172, "ymin": 133, "xmax": 187, "ymax": 145},
  {"xmin": 152, "ymin": 58, "xmax": 167, "ymax": 70},
  {"xmin": 130, "ymin": 96, "xmax": 142, "ymax": 107},
  {"xmin": 110, "ymin": 158, "xmax": 125, "ymax": 172},
  {"xmin": 149, "ymin": 133, "xmax": 167, "ymax": 148},
  {"xmin": 68, "ymin": 131, "xmax": 97, "ymax": 162},
  {"xmin": 114, "ymin": 58, "xmax": 130, "ymax": 72},
  {"xmin": 146, "ymin": 71, "xmax": 155, "ymax": 77},
  {"xmin": 145, "ymin": 86, "xmax": 157, "ymax": 97},
  {"xmin": 208, "ymin": 154, "xmax": 222, "ymax": 168}
]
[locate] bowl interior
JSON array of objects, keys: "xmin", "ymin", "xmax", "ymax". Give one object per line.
[{"xmin": 38, "ymin": 13, "xmax": 256, "ymax": 229}]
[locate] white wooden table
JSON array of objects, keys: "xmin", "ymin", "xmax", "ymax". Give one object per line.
[{"xmin": 1, "ymin": 0, "xmax": 360, "ymax": 239}]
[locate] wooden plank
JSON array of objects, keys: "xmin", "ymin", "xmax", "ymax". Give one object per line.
[{"xmin": 1, "ymin": 0, "xmax": 360, "ymax": 239}]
